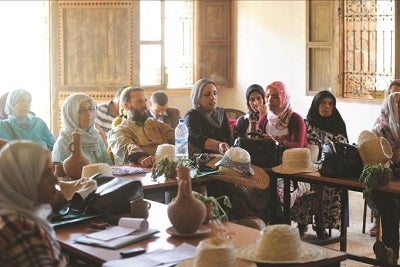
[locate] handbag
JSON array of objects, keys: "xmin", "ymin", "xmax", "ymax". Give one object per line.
[
  {"xmin": 234, "ymin": 137, "xmax": 285, "ymax": 167},
  {"xmin": 319, "ymin": 141, "xmax": 363, "ymax": 178},
  {"xmin": 88, "ymin": 175, "xmax": 144, "ymax": 215}
]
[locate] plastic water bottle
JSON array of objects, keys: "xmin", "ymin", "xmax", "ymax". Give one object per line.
[{"xmin": 175, "ymin": 119, "xmax": 189, "ymax": 160}]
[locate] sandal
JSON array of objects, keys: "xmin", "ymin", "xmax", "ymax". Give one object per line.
[{"xmin": 312, "ymin": 224, "xmax": 329, "ymax": 240}]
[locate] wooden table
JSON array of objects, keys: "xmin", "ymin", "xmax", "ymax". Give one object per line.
[
  {"xmin": 267, "ymin": 169, "xmax": 400, "ymax": 266},
  {"xmin": 56, "ymin": 200, "xmax": 347, "ymax": 267}
]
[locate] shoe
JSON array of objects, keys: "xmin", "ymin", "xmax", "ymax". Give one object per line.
[
  {"xmin": 298, "ymin": 223, "xmax": 308, "ymax": 237},
  {"xmin": 370, "ymin": 224, "xmax": 377, "ymax": 237},
  {"xmin": 373, "ymin": 241, "xmax": 395, "ymax": 264},
  {"xmin": 312, "ymin": 224, "xmax": 329, "ymax": 240}
]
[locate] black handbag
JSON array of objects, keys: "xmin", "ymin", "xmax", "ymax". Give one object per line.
[
  {"xmin": 234, "ymin": 137, "xmax": 285, "ymax": 167},
  {"xmin": 319, "ymin": 141, "xmax": 363, "ymax": 178},
  {"xmin": 88, "ymin": 175, "xmax": 144, "ymax": 215}
]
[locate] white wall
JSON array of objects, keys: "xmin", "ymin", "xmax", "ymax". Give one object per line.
[{"xmin": 216, "ymin": 0, "xmax": 382, "ymax": 144}]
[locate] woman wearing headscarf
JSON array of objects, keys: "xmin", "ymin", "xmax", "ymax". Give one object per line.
[
  {"xmin": 184, "ymin": 78, "xmax": 232, "ymax": 155},
  {"xmin": 258, "ymin": 81, "xmax": 310, "ymax": 231},
  {"xmin": 370, "ymin": 92, "xmax": 400, "ymax": 264},
  {"xmin": 235, "ymin": 84, "xmax": 266, "ymax": 139},
  {"xmin": 0, "ymin": 141, "xmax": 66, "ymax": 266},
  {"xmin": 52, "ymin": 93, "xmax": 112, "ymax": 164},
  {"xmin": 291, "ymin": 90, "xmax": 348, "ymax": 239},
  {"xmin": 0, "ymin": 89, "xmax": 55, "ymax": 150}
]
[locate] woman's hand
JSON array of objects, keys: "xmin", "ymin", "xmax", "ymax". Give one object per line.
[
  {"xmin": 219, "ymin": 142, "xmax": 230, "ymax": 154},
  {"xmin": 257, "ymin": 104, "xmax": 267, "ymax": 118},
  {"xmin": 139, "ymin": 155, "xmax": 156, "ymax": 167}
]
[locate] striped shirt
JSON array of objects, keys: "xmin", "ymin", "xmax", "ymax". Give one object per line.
[
  {"xmin": 96, "ymin": 101, "xmax": 115, "ymax": 133},
  {"xmin": 0, "ymin": 214, "xmax": 65, "ymax": 267}
]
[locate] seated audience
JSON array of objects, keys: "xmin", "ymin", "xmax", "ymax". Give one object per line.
[
  {"xmin": 0, "ymin": 141, "xmax": 66, "ymax": 266},
  {"xmin": 258, "ymin": 81, "xmax": 309, "ymax": 233},
  {"xmin": 371, "ymin": 92, "xmax": 400, "ymax": 264},
  {"xmin": 235, "ymin": 84, "xmax": 266, "ymax": 139},
  {"xmin": 0, "ymin": 89, "xmax": 55, "ymax": 150},
  {"xmin": 149, "ymin": 91, "xmax": 181, "ymax": 129},
  {"xmin": 52, "ymin": 93, "xmax": 111, "ymax": 164},
  {"xmin": 108, "ymin": 87, "xmax": 175, "ymax": 167},
  {"xmin": 95, "ymin": 85, "xmax": 128, "ymax": 133},
  {"xmin": 184, "ymin": 78, "xmax": 232, "ymax": 155},
  {"xmin": 290, "ymin": 90, "xmax": 348, "ymax": 239}
]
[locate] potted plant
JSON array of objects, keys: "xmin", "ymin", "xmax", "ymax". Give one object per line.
[
  {"xmin": 151, "ymin": 156, "xmax": 193, "ymax": 180},
  {"xmin": 192, "ymin": 191, "xmax": 232, "ymax": 223},
  {"xmin": 359, "ymin": 163, "xmax": 393, "ymax": 197}
]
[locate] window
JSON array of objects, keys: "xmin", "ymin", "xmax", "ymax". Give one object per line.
[
  {"xmin": 307, "ymin": 0, "xmax": 399, "ymax": 100},
  {"xmin": 140, "ymin": 0, "xmax": 193, "ymax": 89}
]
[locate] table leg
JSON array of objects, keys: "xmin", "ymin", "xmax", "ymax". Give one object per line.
[
  {"xmin": 283, "ymin": 176, "xmax": 291, "ymax": 224},
  {"xmin": 340, "ymin": 189, "xmax": 348, "ymax": 251}
]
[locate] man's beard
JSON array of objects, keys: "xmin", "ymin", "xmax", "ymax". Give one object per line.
[{"xmin": 131, "ymin": 108, "xmax": 149, "ymax": 125}]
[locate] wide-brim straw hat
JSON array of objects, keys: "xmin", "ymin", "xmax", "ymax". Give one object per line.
[
  {"xmin": 207, "ymin": 156, "xmax": 270, "ymax": 190},
  {"xmin": 155, "ymin": 144, "xmax": 175, "ymax": 159},
  {"xmin": 177, "ymin": 238, "xmax": 256, "ymax": 267},
  {"xmin": 58, "ymin": 178, "xmax": 97, "ymax": 201},
  {"xmin": 237, "ymin": 224, "xmax": 325, "ymax": 264},
  {"xmin": 358, "ymin": 132, "xmax": 393, "ymax": 165},
  {"xmin": 357, "ymin": 130, "xmax": 378, "ymax": 146},
  {"xmin": 272, "ymin": 148, "xmax": 318, "ymax": 174},
  {"xmin": 81, "ymin": 163, "xmax": 113, "ymax": 179}
]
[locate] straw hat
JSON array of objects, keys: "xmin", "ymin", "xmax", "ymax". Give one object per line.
[
  {"xmin": 207, "ymin": 147, "xmax": 270, "ymax": 189},
  {"xmin": 155, "ymin": 144, "xmax": 175, "ymax": 159},
  {"xmin": 272, "ymin": 148, "xmax": 318, "ymax": 174},
  {"xmin": 177, "ymin": 238, "xmax": 256, "ymax": 267},
  {"xmin": 58, "ymin": 178, "xmax": 97, "ymax": 201},
  {"xmin": 357, "ymin": 131, "xmax": 393, "ymax": 165},
  {"xmin": 81, "ymin": 163, "xmax": 113, "ymax": 179},
  {"xmin": 237, "ymin": 224, "xmax": 325, "ymax": 264}
]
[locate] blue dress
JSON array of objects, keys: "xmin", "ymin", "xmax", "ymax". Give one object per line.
[{"xmin": 0, "ymin": 116, "xmax": 55, "ymax": 151}]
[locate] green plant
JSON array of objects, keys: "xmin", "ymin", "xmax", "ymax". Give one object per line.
[
  {"xmin": 359, "ymin": 163, "xmax": 393, "ymax": 197},
  {"xmin": 151, "ymin": 156, "xmax": 177, "ymax": 180},
  {"xmin": 151, "ymin": 156, "xmax": 193, "ymax": 180},
  {"xmin": 192, "ymin": 191, "xmax": 232, "ymax": 222}
]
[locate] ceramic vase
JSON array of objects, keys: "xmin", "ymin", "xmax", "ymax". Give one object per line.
[
  {"xmin": 167, "ymin": 167, "xmax": 206, "ymax": 234},
  {"xmin": 63, "ymin": 129, "xmax": 90, "ymax": 180}
]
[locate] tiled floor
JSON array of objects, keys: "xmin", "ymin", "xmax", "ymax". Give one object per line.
[{"xmin": 301, "ymin": 191, "xmax": 377, "ymax": 266}]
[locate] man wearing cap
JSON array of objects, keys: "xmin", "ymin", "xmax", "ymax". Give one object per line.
[
  {"xmin": 108, "ymin": 87, "xmax": 175, "ymax": 167},
  {"xmin": 149, "ymin": 91, "xmax": 181, "ymax": 129}
]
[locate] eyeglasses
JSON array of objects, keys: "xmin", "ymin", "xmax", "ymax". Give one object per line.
[{"xmin": 78, "ymin": 107, "xmax": 96, "ymax": 114}]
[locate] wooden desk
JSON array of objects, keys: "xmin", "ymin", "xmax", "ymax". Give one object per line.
[
  {"xmin": 56, "ymin": 201, "xmax": 346, "ymax": 267},
  {"xmin": 267, "ymin": 170, "xmax": 400, "ymax": 266}
]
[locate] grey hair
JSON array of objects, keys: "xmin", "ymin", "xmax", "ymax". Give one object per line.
[{"xmin": 190, "ymin": 78, "xmax": 216, "ymax": 109}]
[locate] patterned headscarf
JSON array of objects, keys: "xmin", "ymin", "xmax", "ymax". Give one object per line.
[
  {"xmin": 306, "ymin": 90, "xmax": 347, "ymax": 139},
  {"xmin": 60, "ymin": 93, "xmax": 103, "ymax": 158},
  {"xmin": 373, "ymin": 92, "xmax": 400, "ymax": 143},
  {"xmin": 266, "ymin": 81, "xmax": 293, "ymax": 130},
  {"xmin": 0, "ymin": 141, "xmax": 56, "ymax": 245}
]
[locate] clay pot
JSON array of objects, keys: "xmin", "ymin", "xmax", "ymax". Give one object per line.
[
  {"xmin": 167, "ymin": 167, "xmax": 206, "ymax": 234},
  {"xmin": 63, "ymin": 129, "xmax": 90, "ymax": 180}
]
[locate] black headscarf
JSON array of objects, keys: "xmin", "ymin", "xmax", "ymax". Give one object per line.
[
  {"xmin": 306, "ymin": 90, "xmax": 347, "ymax": 139},
  {"xmin": 245, "ymin": 84, "xmax": 265, "ymax": 120}
]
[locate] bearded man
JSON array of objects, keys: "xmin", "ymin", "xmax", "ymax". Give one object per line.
[{"xmin": 108, "ymin": 87, "xmax": 175, "ymax": 167}]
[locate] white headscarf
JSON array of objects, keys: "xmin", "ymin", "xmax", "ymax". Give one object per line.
[
  {"xmin": 60, "ymin": 93, "xmax": 103, "ymax": 158},
  {"xmin": 0, "ymin": 141, "xmax": 54, "ymax": 239}
]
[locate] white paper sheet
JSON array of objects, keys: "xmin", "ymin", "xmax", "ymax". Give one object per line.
[{"xmin": 86, "ymin": 218, "xmax": 148, "ymax": 241}]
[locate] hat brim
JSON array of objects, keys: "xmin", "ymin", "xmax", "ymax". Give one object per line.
[
  {"xmin": 236, "ymin": 243, "xmax": 325, "ymax": 264},
  {"xmin": 207, "ymin": 157, "xmax": 269, "ymax": 189},
  {"xmin": 271, "ymin": 163, "xmax": 318, "ymax": 175},
  {"xmin": 177, "ymin": 257, "xmax": 256, "ymax": 267}
]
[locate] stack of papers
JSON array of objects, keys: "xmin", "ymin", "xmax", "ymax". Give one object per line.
[
  {"xmin": 103, "ymin": 243, "xmax": 197, "ymax": 267},
  {"xmin": 75, "ymin": 217, "xmax": 159, "ymax": 249},
  {"xmin": 111, "ymin": 166, "xmax": 148, "ymax": 176}
]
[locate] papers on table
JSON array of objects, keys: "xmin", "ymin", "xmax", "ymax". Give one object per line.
[
  {"xmin": 111, "ymin": 166, "xmax": 148, "ymax": 176},
  {"xmin": 75, "ymin": 217, "xmax": 158, "ymax": 249},
  {"xmin": 102, "ymin": 243, "xmax": 197, "ymax": 267},
  {"xmin": 86, "ymin": 218, "xmax": 149, "ymax": 241}
]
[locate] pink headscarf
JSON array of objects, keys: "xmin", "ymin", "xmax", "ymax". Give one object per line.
[{"xmin": 266, "ymin": 81, "xmax": 293, "ymax": 130}]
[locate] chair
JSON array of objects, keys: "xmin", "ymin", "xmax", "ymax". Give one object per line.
[{"xmin": 224, "ymin": 108, "xmax": 246, "ymax": 138}]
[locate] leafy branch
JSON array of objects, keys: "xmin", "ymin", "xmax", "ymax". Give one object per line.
[
  {"xmin": 192, "ymin": 191, "xmax": 232, "ymax": 222},
  {"xmin": 359, "ymin": 163, "xmax": 392, "ymax": 198}
]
